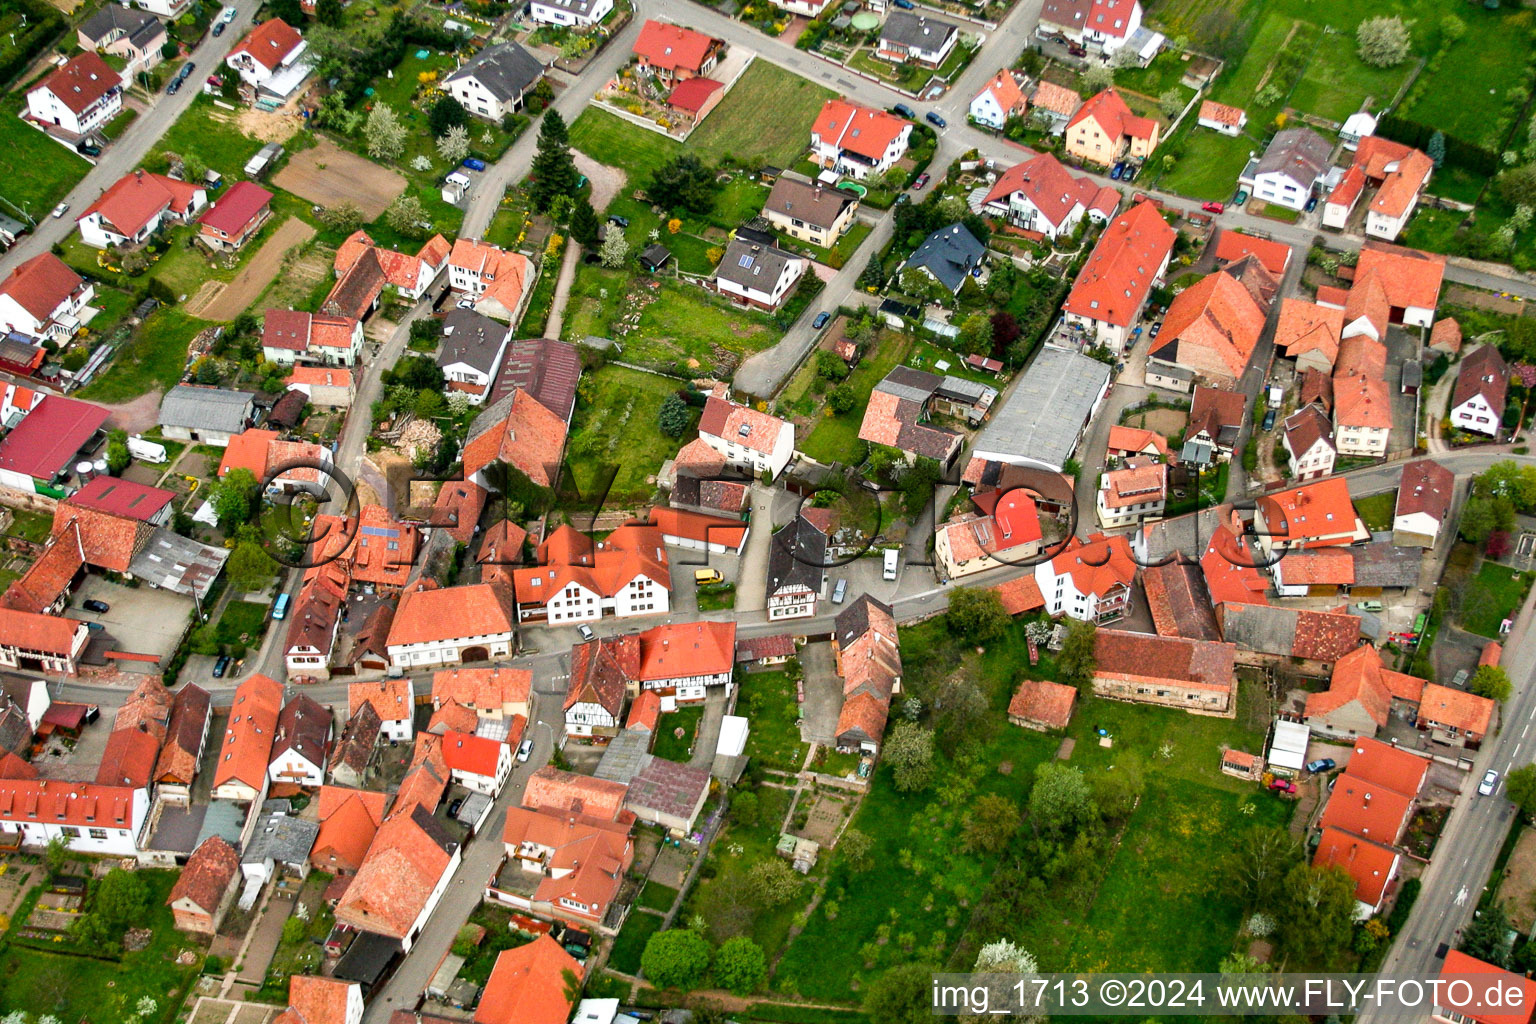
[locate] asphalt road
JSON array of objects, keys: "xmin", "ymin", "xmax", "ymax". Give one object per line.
[{"xmin": 0, "ymin": 0, "xmax": 264, "ymax": 271}]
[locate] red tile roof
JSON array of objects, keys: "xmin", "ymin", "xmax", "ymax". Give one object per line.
[
  {"xmin": 232, "ymin": 17, "xmax": 303, "ymax": 71},
  {"xmin": 35, "ymin": 52, "xmax": 120, "ymax": 115},
  {"xmin": 1093, "ymin": 630, "xmax": 1237, "ymax": 694},
  {"xmin": 983, "ymin": 152, "xmax": 1105, "ymax": 231},
  {"xmin": 646, "ymin": 506, "xmax": 748, "ymax": 550},
  {"xmin": 96, "ymin": 726, "xmax": 162, "ymax": 788},
  {"xmin": 1212, "ymin": 231, "xmax": 1289, "ymax": 276},
  {"xmin": 284, "ymin": 977, "xmax": 355, "ymax": 1024},
  {"xmin": 1198, "ymin": 99, "xmax": 1245, "ymax": 127},
  {"xmin": 475, "ymin": 934, "xmax": 584, "ymax": 1024},
  {"xmin": 213, "ymin": 674, "xmax": 283, "ymax": 791},
  {"xmin": 348, "ymin": 678, "xmax": 413, "ymax": 725},
  {"xmin": 626, "ymin": 689, "xmax": 660, "ymax": 731},
  {"xmin": 167, "ymin": 836, "xmax": 238, "ymax": 914},
  {"xmin": 1275, "ymin": 299, "xmax": 1343, "ymax": 365},
  {"xmin": 639, "ymin": 620, "xmax": 735, "ymax": 680},
  {"xmin": 2, "ymin": 529, "xmax": 84, "ymax": 613},
  {"xmin": 698, "ymin": 396, "xmax": 790, "ymax": 456},
  {"xmin": 990, "ymin": 574, "xmax": 1045, "ymax": 615},
  {"xmin": 1328, "ymin": 164, "xmax": 1366, "ymax": 212},
  {"xmin": 1030, "ymin": 80, "xmax": 1081, "ymax": 119},
  {"xmin": 1008, "ymin": 677, "xmax": 1076, "ymax": 729},
  {"xmin": 0, "ymin": 395, "xmax": 109, "ymax": 482},
  {"xmin": 82, "ymin": 170, "xmax": 203, "ymax": 239},
  {"xmin": 1370, "ymin": 147, "xmax": 1433, "ymax": 218},
  {"xmin": 1064, "ymin": 200, "xmax": 1176, "ymax": 328},
  {"xmin": 1306, "ymin": 644, "xmax": 1425, "ymax": 728},
  {"xmin": 1481, "ymin": 641, "xmax": 1504, "ymax": 667},
  {"xmin": 835, "ymin": 690, "xmax": 889, "ymax": 746},
  {"xmin": 1439, "ymin": 951, "xmax": 1536, "ymax": 1024},
  {"xmin": 287, "ymin": 364, "xmax": 354, "ymax": 390},
  {"xmin": 431, "ymin": 667, "xmax": 531, "ymax": 713},
  {"xmin": 1284, "ymin": 404, "xmax": 1334, "ymax": 462},
  {"xmin": 462, "ymin": 388, "xmax": 568, "ymax": 488},
  {"xmin": 198, "ymin": 181, "xmax": 272, "ymax": 236},
  {"xmin": 1319, "ymin": 773, "xmax": 1413, "ymax": 843},
  {"xmin": 335, "ymin": 806, "xmax": 456, "ymax": 939},
  {"xmin": 1313, "ymin": 826, "xmax": 1397, "ymax": 908},
  {"xmin": 1280, "ymin": 547, "xmax": 1355, "ymax": 585},
  {"xmin": 1106, "ymin": 425, "xmax": 1173, "ymax": 460},
  {"xmin": 387, "ymin": 581, "xmax": 514, "ymax": 649},
  {"xmin": 1153, "ymin": 271, "xmax": 1266, "ymax": 380},
  {"xmin": 667, "ymin": 76, "xmax": 722, "ymax": 114},
  {"xmin": 634, "ymin": 19, "xmax": 718, "ymax": 74},
  {"xmin": 441, "ymin": 730, "xmax": 504, "ymax": 779},
  {"xmin": 1048, "ymin": 533, "xmax": 1136, "ymax": 598},
  {"xmin": 1346, "ymin": 736, "xmax": 1429, "ymax": 796},
  {"xmin": 1353, "ymin": 242, "xmax": 1445, "ymax": 312},
  {"xmin": 976, "ymin": 70, "xmax": 1027, "ymax": 118},
  {"xmin": 564, "ymin": 635, "xmax": 638, "ymax": 719},
  {"xmin": 0, "ymin": 780, "xmax": 137, "ymax": 828},
  {"xmin": 447, "ymin": 239, "xmax": 531, "ymax": 316},
  {"xmin": 67, "ymin": 475, "xmax": 174, "ymax": 523},
  {"xmin": 500, "ymin": 806, "xmax": 631, "ymax": 918},
  {"xmin": 0, "ymin": 606, "xmax": 84, "ymax": 657},
  {"xmin": 1418, "ymin": 682, "xmax": 1495, "ymax": 738},
  {"xmin": 431, "ymin": 480, "xmax": 486, "ymax": 545},
  {"xmin": 52, "ymin": 504, "xmax": 148, "ymax": 574},
  {"xmin": 522, "ymin": 765, "xmax": 627, "ymax": 821},
  {"xmin": 0, "ymin": 253, "xmax": 83, "ymax": 324},
  {"xmin": 1430, "ymin": 317, "xmax": 1462, "ymax": 356},
  {"xmin": 1067, "ymin": 89, "xmax": 1157, "ymax": 142},
  {"xmin": 1143, "ymin": 560, "xmax": 1219, "ymax": 640},
  {"xmin": 1256, "ymin": 478, "xmax": 1360, "ymax": 547},
  {"xmin": 513, "ymin": 523, "xmax": 669, "ymax": 609},
  {"xmin": 811, "ymin": 99, "xmax": 909, "ymax": 163}
]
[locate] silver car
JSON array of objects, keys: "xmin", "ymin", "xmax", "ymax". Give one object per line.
[{"xmin": 1480, "ymin": 769, "xmax": 1500, "ymax": 796}]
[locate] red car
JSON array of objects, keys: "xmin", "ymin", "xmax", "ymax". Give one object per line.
[
  {"xmin": 914, "ymin": 173, "xmax": 930, "ymax": 189},
  {"xmin": 1202, "ymin": 200, "xmax": 1225, "ymax": 214},
  {"xmin": 1268, "ymin": 778, "xmax": 1296, "ymax": 794}
]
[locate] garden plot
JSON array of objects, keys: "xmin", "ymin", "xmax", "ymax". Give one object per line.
[
  {"xmin": 273, "ymin": 136, "xmax": 407, "ymax": 219},
  {"xmin": 187, "ymin": 218, "xmax": 317, "ymax": 321}
]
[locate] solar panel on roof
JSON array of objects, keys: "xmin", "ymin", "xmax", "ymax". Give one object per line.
[
  {"xmin": 738, "ymin": 254, "xmax": 753, "ymax": 268},
  {"xmin": 361, "ymin": 525, "xmax": 398, "ymax": 538}
]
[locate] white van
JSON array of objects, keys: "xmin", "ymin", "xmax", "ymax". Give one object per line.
[{"xmin": 883, "ymin": 549, "xmax": 898, "ymax": 581}]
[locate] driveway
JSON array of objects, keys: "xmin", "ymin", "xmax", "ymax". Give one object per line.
[
  {"xmin": 71, "ymin": 578, "xmax": 194, "ymax": 663},
  {"xmin": 236, "ymin": 894, "xmax": 294, "ymax": 985},
  {"xmin": 797, "ymin": 642, "xmax": 841, "ymax": 746}
]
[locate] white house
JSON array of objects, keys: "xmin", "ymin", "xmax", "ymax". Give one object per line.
[
  {"xmin": 437, "ymin": 307, "xmax": 511, "ymax": 405},
  {"xmin": 447, "ymin": 238, "xmax": 536, "ymax": 323},
  {"xmin": 969, "ymin": 70, "xmax": 1026, "ymax": 130},
  {"xmin": 1451, "ymin": 344, "xmax": 1508, "ymax": 437},
  {"xmin": 1033, "ymin": 534, "xmax": 1135, "ymax": 623},
  {"xmin": 131, "ymin": 0, "xmax": 192, "ymax": 17},
  {"xmin": 77, "ymin": 170, "xmax": 207, "ymax": 250},
  {"xmin": 810, "ymin": 99, "xmax": 912, "ymax": 181},
  {"xmin": 982, "ymin": 152, "xmax": 1118, "ymax": 240},
  {"xmin": 1197, "ymin": 100, "xmax": 1246, "ymax": 137},
  {"xmin": 528, "ymin": 0, "xmax": 612, "ymax": 27},
  {"xmin": 349, "ymin": 678, "xmax": 416, "ymax": 743},
  {"xmin": 0, "ymin": 782, "xmax": 148, "ymax": 856},
  {"xmin": 1238, "ymin": 127, "xmax": 1333, "ymax": 211},
  {"xmin": 25, "ymin": 52, "xmax": 121, "ymax": 136},
  {"xmin": 715, "ymin": 239, "xmax": 805, "ymax": 311},
  {"xmin": 385, "ymin": 583, "xmax": 517, "ymax": 670},
  {"xmin": 260, "ymin": 310, "xmax": 364, "ymax": 367},
  {"xmin": 266, "ymin": 696, "xmax": 330, "ymax": 788},
  {"xmin": 443, "ymin": 42, "xmax": 545, "ymax": 122},
  {"xmin": 765, "ymin": 515, "xmax": 827, "ymax": 621},
  {"xmin": 1283, "ymin": 405, "xmax": 1336, "ymax": 481},
  {"xmin": 441, "ymin": 732, "xmax": 513, "ymax": 796},
  {"xmin": 225, "ymin": 18, "xmax": 311, "ymax": 99},
  {"xmin": 697, "ymin": 395, "xmax": 794, "ymax": 479},
  {"xmin": 0, "ymin": 678, "xmax": 49, "ymax": 734},
  {"xmin": 637, "ymin": 621, "xmax": 736, "ymax": 703},
  {"xmin": 0, "ymin": 254, "xmax": 95, "ymax": 343},
  {"xmin": 1393, "ymin": 460, "xmax": 1455, "ymax": 548},
  {"xmin": 1095, "ymin": 461, "xmax": 1166, "ymax": 529},
  {"xmin": 877, "ymin": 11, "xmax": 959, "ymax": 67}
]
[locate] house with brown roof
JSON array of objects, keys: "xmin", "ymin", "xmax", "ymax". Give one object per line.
[
  {"xmin": 168, "ymin": 836, "xmax": 240, "ymax": 934},
  {"xmin": 1393, "ymin": 460, "xmax": 1455, "ymax": 547},
  {"xmin": 261, "ymin": 309, "xmax": 365, "ymax": 367},
  {"xmin": 511, "ymin": 522, "xmax": 670, "ymax": 626},
  {"xmin": 275, "ymin": 976, "xmax": 363, "ymax": 1024},
  {"xmin": 0, "ymin": 254, "xmax": 95, "ymax": 344},
  {"xmin": 1217, "ymin": 603, "xmax": 1362, "ymax": 667},
  {"xmin": 1185, "ymin": 385, "xmax": 1246, "ymax": 460},
  {"xmin": 1283, "ymin": 404, "xmax": 1336, "ymax": 481},
  {"xmin": 1033, "ymin": 533, "xmax": 1136, "ymax": 623},
  {"xmin": 333, "ymin": 804, "xmax": 461, "ymax": 952},
  {"xmin": 268, "ymin": 695, "xmax": 332, "ymax": 788},
  {"xmin": 1065, "ymin": 89, "xmax": 1159, "ymax": 166},
  {"xmin": 1008, "ymin": 677, "xmax": 1077, "ymax": 731},
  {"xmin": 1417, "ymin": 683, "xmax": 1494, "ymax": 748},
  {"xmin": 348, "ymin": 678, "xmax": 414, "ymax": 743},
  {"xmin": 697, "ymin": 396, "xmax": 794, "ymax": 479},
  {"xmin": 306, "ymin": 505, "xmax": 418, "ymax": 592},
  {"xmin": 154, "ymin": 683, "xmax": 211, "ymax": 804},
  {"xmin": 1304, "ymin": 644, "xmax": 1426, "ymax": 739},
  {"xmin": 1092, "ymin": 630, "xmax": 1238, "ymax": 716},
  {"xmin": 1148, "ymin": 271, "xmax": 1267, "ymax": 387},
  {"xmin": 1142, "ymin": 560, "xmax": 1219, "ymax": 641},
  {"xmin": 25, "ymin": 51, "xmax": 121, "ymax": 137},
  {"xmin": 1451, "ymin": 344, "xmax": 1508, "ymax": 438},
  {"xmin": 982, "ymin": 151, "xmax": 1119, "ymax": 240},
  {"xmin": 1254, "ymin": 478, "xmax": 1367, "ymax": 555},
  {"xmin": 475, "ymin": 934, "xmax": 584, "ymax": 1024},
  {"xmin": 763, "ymin": 175, "xmax": 859, "ymax": 249},
  {"xmin": 1433, "ymin": 952, "xmax": 1536, "ymax": 1024},
  {"xmin": 311, "ymin": 786, "xmax": 389, "ymax": 875},
  {"xmin": 1096, "ymin": 458, "xmax": 1166, "ymax": 529},
  {"xmin": 285, "ymin": 560, "xmax": 348, "ymax": 681},
  {"xmin": 832, "ymin": 595, "xmax": 902, "ymax": 754},
  {"xmin": 857, "ymin": 366, "xmax": 966, "ymax": 466},
  {"xmin": 1062, "ymin": 200, "xmax": 1176, "ymax": 350},
  {"xmin": 96, "ymin": 676, "xmax": 170, "ymax": 790},
  {"xmin": 213, "ymin": 674, "xmax": 283, "ymax": 803},
  {"xmin": 386, "ymin": 581, "xmax": 516, "ymax": 670},
  {"xmin": 564, "ymin": 634, "xmax": 639, "ymax": 742},
  {"xmin": 328, "ymin": 703, "xmax": 380, "ymax": 788}
]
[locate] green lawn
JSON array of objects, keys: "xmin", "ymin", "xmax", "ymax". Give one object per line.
[
  {"xmin": 562, "ymin": 263, "xmax": 630, "ymax": 342},
  {"xmin": 737, "ymin": 669, "xmax": 808, "ymax": 773},
  {"xmin": 570, "ymin": 107, "xmax": 682, "ymax": 190},
  {"xmin": 518, "ymin": 259, "xmax": 560, "ymax": 337},
  {"xmin": 624, "ymin": 281, "xmax": 780, "ymax": 374},
  {"xmin": 688, "ymin": 59, "xmax": 835, "ymax": 167},
  {"xmin": 565, "ymin": 365, "xmax": 692, "ymax": 503},
  {"xmin": 1114, "ymin": 51, "xmax": 1195, "ymax": 97},
  {"xmin": 0, "ymin": 870, "xmax": 198, "ymax": 1023},
  {"xmin": 696, "ymin": 582, "xmax": 737, "ymax": 611},
  {"xmin": 215, "ymin": 600, "xmax": 270, "ymax": 643},
  {"xmin": 798, "ymin": 333, "xmax": 914, "ymax": 463},
  {"xmin": 0, "ymin": 102, "xmax": 90, "ymax": 219},
  {"xmin": 1288, "ymin": 28, "xmax": 1413, "ymax": 123},
  {"xmin": 6, "ymin": 509, "xmax": 52, "ymax": 543},
  {"xmin": 771, "ymin": 615, "xmax": 1285, "ymax": 1000},
  {"xmin": 609, "ymin": 910, "xmax": 664, "ymax": 974},
  {"xmin": 151, "ymin": 96, "xmax": 268, "ymax": 177},
  {"xmin": 1404, "ymin": 6, "xmax": 1536, "ymax": 147},
  {"xmin": 652, "ymin": 705, "xmax": 705, "ymax": 762},
  {"xmin": 636, "ymin": 880, "xmax": 679, "ymax": 913},
  {"xmin": 1354, "ymin": 491, "xmax": 1396, "ymax": 532},
  {"xmin": 78, "ymin": 306, "xmax": 205, "ymax": 403},
  {"xmin": 1461, "ymin": 560, "xmax": 1536, "ymax": 638}
]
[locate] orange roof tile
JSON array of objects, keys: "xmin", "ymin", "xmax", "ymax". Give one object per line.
[
  {"xmin": 1313, "ymin": 826, "xmax": 1398, "ymax": 908},
  {"xmin": 1212, "ymin": 231, "xmax": 1288, "ymax": 277},
  {"xmin": 1152, "ymin": 271, "xmax": 1266, "ymax": 380},
  {"xmin": 1305, "ymin": 645, "xmax": 1425, "ymax": 729},
  {"xmin": 441, "ymin": 730, "xmax": 505, "ymax": 778},
  {"xmin": 1256, "ymin": 478, "xmax": 1360, "ymax": 547},
  {"xmin": 990, "ymin": 575, "xmax": 1045, "ymax": 615},
  {"xmin": 626, "ymin": 689, "xmax": 660, "ymax": 731},
  {"xmin": 697, "ymin": 396, "xmax": 790, "ymax": 456},
  {"xmin": 1346, "ymin": 737, "xmax": 1429, "ymax": 796},
  {"xmin": 1100, "ymin": 460, "xmax": 1166, "ymax": 510},
  {"xmin": 212, "ymin": 674, "xmax": 283, "ymax": 791},
  {"xmin": 639, "ymin": 620, "xmax": 735, "ymax": 680},
  {"xmin": 1107, "ymin": 424, "xmax": 1173, "ymax": 460},
  {"xmin": 1371, "ymin": 148, "xmax": 1433, "ymax": 218},
  {"xmin": 1049, "ymin": 533, "xmax": 1136, "ymax": 598},
  {"xmin": 462, "ymin": 388, "xmax": 569, "ymax": 488},
  {"xmin": 1093, "ymin": 630, "xmax": 1237, "ymax": 694},
  {"xmin": 646, "ymin": 507, "xmax": 748, "ymax": 550},
  {"xmin": 1008, "ymin": 678, "xmax": 1076, "ymax": 729},
  {"xmin": 285, "ymin": 977, "xmax": 355, "ymax": 1024},
  {"xmin": 1275, "ymin": 299, "xmax": 1343, "ymax": 366},
  {"xmin": 1319, "ymin": 774, "xmax": 1413, "ymax": 843},
  {"xmin": 1353, "ymin": 242, "xmax": 1445, "ymax": 312},
  {"xmin": 1198, "ymin": 99, "xmax": 1245, "ymax": 127},
  {"xmin": 0, "ymin": 606, "xmax": 85, "ymax": 656},
  {"xmin": 431, "ymin": 667, "xmax": 531, "ymax": 713},
  {"xmin": 811, "ymin": 99, "xmax": 909, "ymax": 163},
  {"xmin": 51, "ymin": 504, "xmax": 148, "ymax": 574},
  {"xmin": 633, "ymin": 19, "xmax": 718, "ymax": 74},
  {"xmin": 500, "ymin": 805, "xmax": 632, "ymax": 917},
  {"xmin": 1439, "ymin": 952, "xmax": 1536, "ymax": 1024},
  {"xmin": 348, "ymin": 678, "xmax": 413, "ymax": 724},
  {"xmin": 1280, "ymin": 547, "xmax": 1355, "ymax": 585},
  {"xmin": 35, "ymin": 52, "xmax": 120, "ymax": 115},
  {"xmin": 1064, "ymin": 201, "xmax": 1177, "ymax": 328},
  {"xmin": 231, "ymin": 17, "xmax": 302, "ymax": 70},
  {"xmin": 977, "ymin": 70, "xmax": 1027, "ymax": 117},
  {"xmin": 982, "ymin": 152, "xmax": 1106, "ymax": 230},
  {"xmin": 387, "ymin": 581, "xmax": 514, "ymax": 649},
  {"xmin": 522, "ymin": 765, "xmax": 628, "ymax": 821},
  {"xmin": 1327, "ymin": 164, "xmax": 1366, "ymax": 212},
  {"xmin": 1067, "ymin": 89, "xmax": 1156, "ymax": 142},
  {"xmin": 448, "ymin": 239, "xmax": 532, "ymax": 316},
  {"xmin": 335, "ymin": 807, "xmax": 456, "ymax": 939},
  {"xmin": 476, "ymin": 935, "xmax": 584, "ymax": 1024},
  {"xmin": 167, "ymin": 835, "xmax": 238, "ymax": 914},
  {"xmin": 1429, "ymin": 318, "xmax": 1462, "ymax": 355},
  {"xmin": 218, "ymin": 428, "xmax": 280, "ymax": 478},
  {"xmin": 80, "ymin": 169, "xmax": 203, "ymax": 239},
  {"xmin": 1418, "ymin": 682, "xmax": 1495, "ymax": 737}
]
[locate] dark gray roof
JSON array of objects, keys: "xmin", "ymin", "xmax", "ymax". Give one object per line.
[
  {"xmin": 1251, "ymin": 127, "xmax": 1332, "ymax": 188},
  {"xmin": 594, "ymin": 728, "xmax": 651, "ymax": 784},
  {"xmin": 640, "ymin": 244, "xmax": 672, "ymax": 271},
  {"xmin": 130, "ymin": 528, "xmax": 229, "ymax": 601},
  {"xmin": 764, "ymin": 176, "xmax": 857, "ymax": 232},
  {"xmin": 272, "ymin": 694, "xmax": 330, "ymax": 768},
  {"xmin": 716, "ymin": 238, "xmax": 798, "ymax": 293},
  {"xmin": 159, "ymin": 385, "xmax": 255, "ymax": 434},
  {"xmin": 242, "ymin": 810, "xmax": 320, "ymax": 867},
  {"xmin": 79, "ymin": 5, "xmax": 163, "ymax": 49},
  {"xmin": 444, "ymin": 42, "xmax": 545, "ymax": 103},
  {"xmin": 904, "ymin": 223, "xmax": 985, "ymax": 292},
  {"xmin": 880, "ymin": 10, "xmax": 959, "ymax": 49},
  {"xmin": 1351, "ymin": 542, "xmax": 1421, "ymax": 589},
  {"xmin": 767, "ymin": 515, "xmax": 827, "ymax": 598},
  {"xmin": 876, "ymin": 365, "xmax": 942, "ymax": 404},
  {"xmin": 438, "ymin": 308, "xmax": 510, "ymax": 375}
]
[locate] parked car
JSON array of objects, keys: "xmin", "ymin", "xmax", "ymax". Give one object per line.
[
  {"xmin": 914, "ymin": 172, "xmax": 930, "ymax": 189},
  {"xmin": 167, "ymin": 76, "xmax": 182, "ymax": 94},
  {"xmin": 1148, "ymin": 321, "xmax": 1161, "ymax": 338},
  {"xmin": 1123, "ymin": 163, "xmax": 1139, "ymax": 182},
  {"xmin": 832, "ymin": 578, "xmax": 848, "ymax": 604},
  {"xmin": 925, "ymin": 111, "xmax": 947, "ymax": 128},
  {"xmin": 1110, "ymin": 162, "xmax": 1126, "ymax": 180},
  {"xmin": 895, "ymin": 193, "xmax": 910, "ymax": 205},
  {"xmin": 577, "ymin": 623, "xmax": 596, "ymax": 642},
  {"xmin": 893, "ymin": 103, "xmax": 916, "ymax": 119},
  {"xmin": 463, "ymin": 157, "xmax": 487, "ymax": 172},
  {"xmin": 76, "ymin": 141, "xmax": 101, "ymax": 157},
  {"xmin": 1234, "ymin": 189, "xmax": 1249, "ymax": 206},
  {"xmin": 1304, "ymin": 195, "xmax": 1319, "ymax": 213},
  {"xmin": 608, "ymin": 214, "xmax": 630, "ymax": 228},
  {"xmin": 516, "ymin": 738, "xmax": 534, "ymax": 762},
  {"xmin": 1480, "ymin": 769, "xmax": 1500, "ymax": 796},
  {"xmin": 1306, "ymin": 758, "xmax": 1336, "ymax": 774},
  {"xmin": 85, "ymin": 621, "xmax": 104, "ymax": 632},
  {"xmin": 813, "ymin": 311, "xmax": 830, "ymax": 329},
  {"xmin": 448, "ymin": 797, "xmax": 465, "ymax": 817},
  {"xmin": 1067, "ymin": 43, "xmax": 1087, "ymax": 57},
  {"xmin": 1202, "ymin": 200, "xmax": 1225, "ymax": 214},
  {"xmin": 221, "ymin": 6, "xmax": 237, "ymax": 22},
  {"xmin": 181, "ymin": 61, "xmax": 196, "ymax": 79},
  {"xmin": 1268, "ymin": 778, "xmax": 1296, "ymax": 793},
  {"xmin": 893, "ymin": 0, "xmax": 914, "ymax": 8},
  {"xmin": 1261, "ymin": 408, "xmax": 1276, "ymax": 430},
  {"xmin": 83, "ymin": 599, "xmax": 110, "ymax": 613},
  {"xmin": 51, "ymin": 201, "xmax": 68, "ymax": 218},
  {"xmin": 212, "ymin": 19, "xmax": 225, "ymax": 35},
  {"xmin": 212, "ymin": 655, "xmax": 231, "ymax": 678}
]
